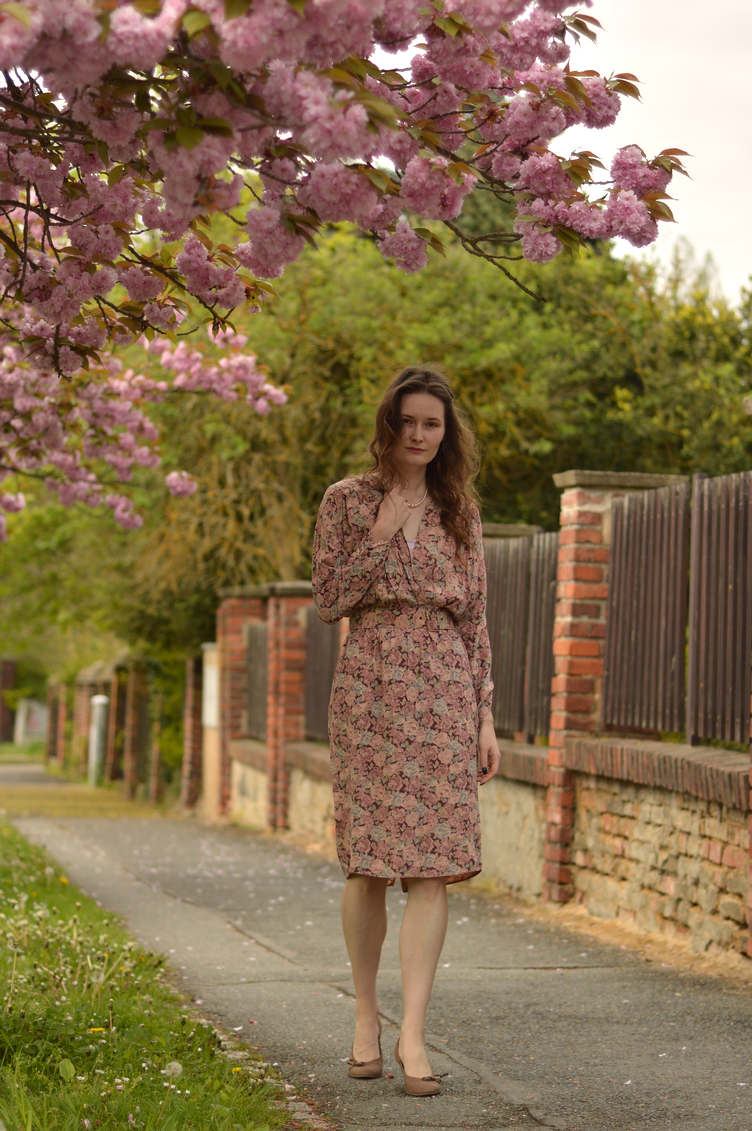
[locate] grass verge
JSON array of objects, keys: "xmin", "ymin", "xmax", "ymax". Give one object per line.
[{"xmin": 0, "ymin": 818, "xmax": 287, "ymax": 1130}]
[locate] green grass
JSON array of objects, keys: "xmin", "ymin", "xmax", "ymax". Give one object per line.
[
  {"xmin": 0, "ymin": 743, "xmax": 45, "ymax": 763},
  {"xmin": 0, "ymin": 820, "xmax": 288, "ymax": 1130}
]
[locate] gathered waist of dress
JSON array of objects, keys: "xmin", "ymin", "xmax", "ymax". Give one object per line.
[{"xmin": 349, "ymin": 605, "xmax": 457, "ymax": 633}]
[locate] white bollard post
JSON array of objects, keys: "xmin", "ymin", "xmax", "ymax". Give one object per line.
[{"xmin": 88, "ymin": 694, "xmax": 110, "ymax": 787}]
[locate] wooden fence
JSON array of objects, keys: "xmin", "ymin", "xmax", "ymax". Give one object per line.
[
  {"xmin": 603, "ymin": 483, "xmax": 690, "ymax": 734},
  {"xmin": 687, "ymin": 471, "xmax": 752, "ymax": 745},
  {"xmin": 603, "ymin": 470, "xmax": 752, "ymax": 746},
  {"xmin": 304, "ymin": 609, "xmax": 341, "ymax": 742},
  {"xmin": 484, "ymin": 531, "xmax": 558, "ymax": 740}
]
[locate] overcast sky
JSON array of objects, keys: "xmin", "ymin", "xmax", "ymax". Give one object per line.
[
  {"xmin": 374, "ymin": 1, "xmax": 752, "ymax": 304},
  {"xmin": 566, "ymin": 0, "xmax": 752, "ymax": 304}
]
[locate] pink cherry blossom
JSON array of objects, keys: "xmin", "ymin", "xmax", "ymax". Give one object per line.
[
  {"xmin": 519, "ymin": 227, "xmax": 560, "ymax": 263},
  {"xmin": 516, "ymin": 152, "xmax": 573, "ymax": 198},
  {"xmin": 298, "ymin": 164, "xmax": 378, "ymax": 222},
  {"xmin": 611, "ymin": 146, "xmax": 671, "ymax": 197},
  {"xmin": 605, "ymin": 190, "xmax": 658, "ymax": 248},
  {"xmin": 165, "ymin": 470, "xmax": 198, "ymax": 497},
  {"xmin": 240, "ymin": 207, "xmax": 306, "ymax": 279},
  {"xmin": 400, "ymin": 157, "xmax": 476, "ymax": 221},
  {"xmin": 0, "ymin": 0, "xmax": 682, "ymax": 536},
  {"xmin": 378, "ymin": 219, "xmax": 428, "ymax": 274}
]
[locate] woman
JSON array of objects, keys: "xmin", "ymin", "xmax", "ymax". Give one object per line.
[{"xmin": 311, "ymin": 367, "xmax": 500, "ymax": 1097}]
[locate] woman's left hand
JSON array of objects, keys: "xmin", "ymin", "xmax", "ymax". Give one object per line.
[{"xmin": 478, "ymin": 715, "xmax": 501, "ymax": 784}]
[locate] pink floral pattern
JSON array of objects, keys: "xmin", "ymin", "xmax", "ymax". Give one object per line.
[{"xmin": 312, "ymin": 477, "xmax": 493, "ymax": 887}]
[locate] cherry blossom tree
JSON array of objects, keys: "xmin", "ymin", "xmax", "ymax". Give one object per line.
[{"xmin": 0, "ymin": 0, "xmax": 686, "ymax": 538}]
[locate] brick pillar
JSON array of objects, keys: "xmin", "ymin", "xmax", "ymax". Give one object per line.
[
  {"xmin": 123, "ymin": 666, "xmax": 141, "ymax": 800},
  {"xmin": 544, "ymin": 470, "xmax": 689, "ymax": 903},
  {"xmin": 56, "ymin": 684, "xmax": 68, "ymax": 766},
  {"xmin": 217, "ymin": 588, "xmax": 269, "ymax": 817},
  {"xmin": 149, "ymin": 689, "xmax": 163, "ymax": 805},
  {"xmin": 0, "ymin": 658, "xmax": 16, "ymax": 743},
  {"xmin": 180, "ymin": 656, "xmax": 203, "ymax": 808},
  {"xmin": 74, "ymin": 683, "xmax": 93, "ymax": 776},
  {"xmin": 104, "ymin": 672, "xmax": 121, "ymax": 782},
  {"xmin": 45, "ymin": 683, "xmax": 55, "ymax": 762},
  {"xmin": 265, "ymin": 583, "xmax": 312, "ymax": 829}
]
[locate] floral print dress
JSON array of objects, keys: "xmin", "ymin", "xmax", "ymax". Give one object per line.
[{"xmin": 312, "ymin": 477, "xmax": 493, "ymax": 887}]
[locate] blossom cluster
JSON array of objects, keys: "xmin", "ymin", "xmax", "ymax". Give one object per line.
[
  {"xmin": 0, "ymin": 329, "xmax": 286, "ymax": 538},
  {"xmin": 0, "ymin": 0, "xmax": 683, "ymax": 527}
]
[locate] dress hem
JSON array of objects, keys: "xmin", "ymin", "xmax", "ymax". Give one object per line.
[{"xmin": 345, "ymin": 868, "xmax": 481, "ymax": 892}]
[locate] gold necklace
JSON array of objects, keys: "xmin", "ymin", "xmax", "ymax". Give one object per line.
[{"xmin": 405, "ymin": 487, "xmax": 428, "ymax": 509}]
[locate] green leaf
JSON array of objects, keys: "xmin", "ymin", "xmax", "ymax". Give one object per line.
[
  {"xmin": 182, "ymin": 9, "xmax": 212, "ymax": 37},
  {"xmin": 196, "ymin": 117, "xmax": 235, "ymax": 138},
  {"xmin": 175, "ymin": 126, "xmax": 205, "ymax": 150},
  {"xmin": 0, "ymin": 2, "xmax": 31, "ymax": 30},
  {"xmin": 58, "ymin": 1060, "xmax": 75, "ymax": 1082},
  {"xmin": 287, "ymin": 0, "xmax": 307, "ymax": 11},
  {"xmin": 434, "ymin": 15, "xmax": 461, "ymax": 37},
  {"xmin": 223, "ymin": 0, "xmax": 252, "ymax": 16}
]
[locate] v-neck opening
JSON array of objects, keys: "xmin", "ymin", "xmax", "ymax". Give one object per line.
[{"xmin": 400, "ymin": 495, "xmax": 432, "ymax": 550}]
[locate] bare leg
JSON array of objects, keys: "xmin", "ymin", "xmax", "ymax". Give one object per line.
[
  {"xmin": 398, "ymin": 878, "xmax": 448, "ymax": 1078},
  {"xmin": 341, "ymin": 875, "xmax": 389, "ymax": 1061}
]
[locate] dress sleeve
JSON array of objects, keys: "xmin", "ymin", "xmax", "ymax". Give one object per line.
[
  {"xmin": 312, "ymin": 483, "xmax": 392, "ymax": 624},
  {"xmin": 457, "ymin": 509, "xmax": 494, "ymax": 722}
]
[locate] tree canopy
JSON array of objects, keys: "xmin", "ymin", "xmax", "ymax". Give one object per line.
[{"xmin": 0, "ymin": 0, "xmax": 686, "ymax": 536}]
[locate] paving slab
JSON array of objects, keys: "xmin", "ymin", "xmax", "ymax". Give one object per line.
[{"xmin": 10, "ymin": 811, "xmax": 752, "ymax": 1131}]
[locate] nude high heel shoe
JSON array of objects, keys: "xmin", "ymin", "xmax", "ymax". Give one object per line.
[
  {"xmin": 348, "ymin": 1019, "xmax": 383, "ymax": 1079},
  {"xmin": 394, "ymin": 1036, "xmax": 442, "ymax": 1097}
]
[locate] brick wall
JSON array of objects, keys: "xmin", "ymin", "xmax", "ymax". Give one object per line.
[{"xmin": 572, "ymin": 775, "xmax": 750, "ymax": 955}]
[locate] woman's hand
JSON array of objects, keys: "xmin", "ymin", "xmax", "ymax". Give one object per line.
[
  {"xmin": 370, "ymin": 485, "xmax": 414, "ymax": 543},
  {"xmin": 478, "ymin": 715, "xmax": 500, "ymax": 785}
]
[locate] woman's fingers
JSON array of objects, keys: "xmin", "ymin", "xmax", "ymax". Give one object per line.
[{"xmin": 478, "ymin": 741, "xmax": 500, "ymax": 784}]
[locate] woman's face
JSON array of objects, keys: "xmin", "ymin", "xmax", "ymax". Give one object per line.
[{"xmin": 396, "ymin": 391, "xmax": 446, "ymax": 472}]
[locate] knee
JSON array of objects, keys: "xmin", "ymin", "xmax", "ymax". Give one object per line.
[
  {"xmin": 346, "ymin": 875, "xmax": 388, "ymax": 900},
  {"xmin": 404, "ymin": 878, "xmax": 447, "ymax": 903}
]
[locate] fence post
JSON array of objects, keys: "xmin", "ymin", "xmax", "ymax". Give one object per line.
[{"xmin": 544, "ymin": 470, "xmax": 689, "ymax": 903}]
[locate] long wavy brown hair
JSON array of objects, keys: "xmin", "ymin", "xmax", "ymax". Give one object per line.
[{"xmin": 362, "ymin": 367, "xmax": 480, "ymax": 557}]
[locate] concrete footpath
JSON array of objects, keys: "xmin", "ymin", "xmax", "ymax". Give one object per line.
[{"xmin": 6, "ymin": 798, "xmax": 752, "ymax": 1130}]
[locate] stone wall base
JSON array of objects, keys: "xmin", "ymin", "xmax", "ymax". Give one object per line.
[
  {"xmin": 287, "ymin": 767, "xmax": 336, "ymax": 846},
  {"xmin": 572, "ymin": 774, "xmax": 750, "ymax": 955},
  {"xmin": 230, "ymin": 760, "xmax": 268, "ymax": 830},
  {"xmin": 470, "ymin": 776, "xmax": 546, "ymax": 898}
]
